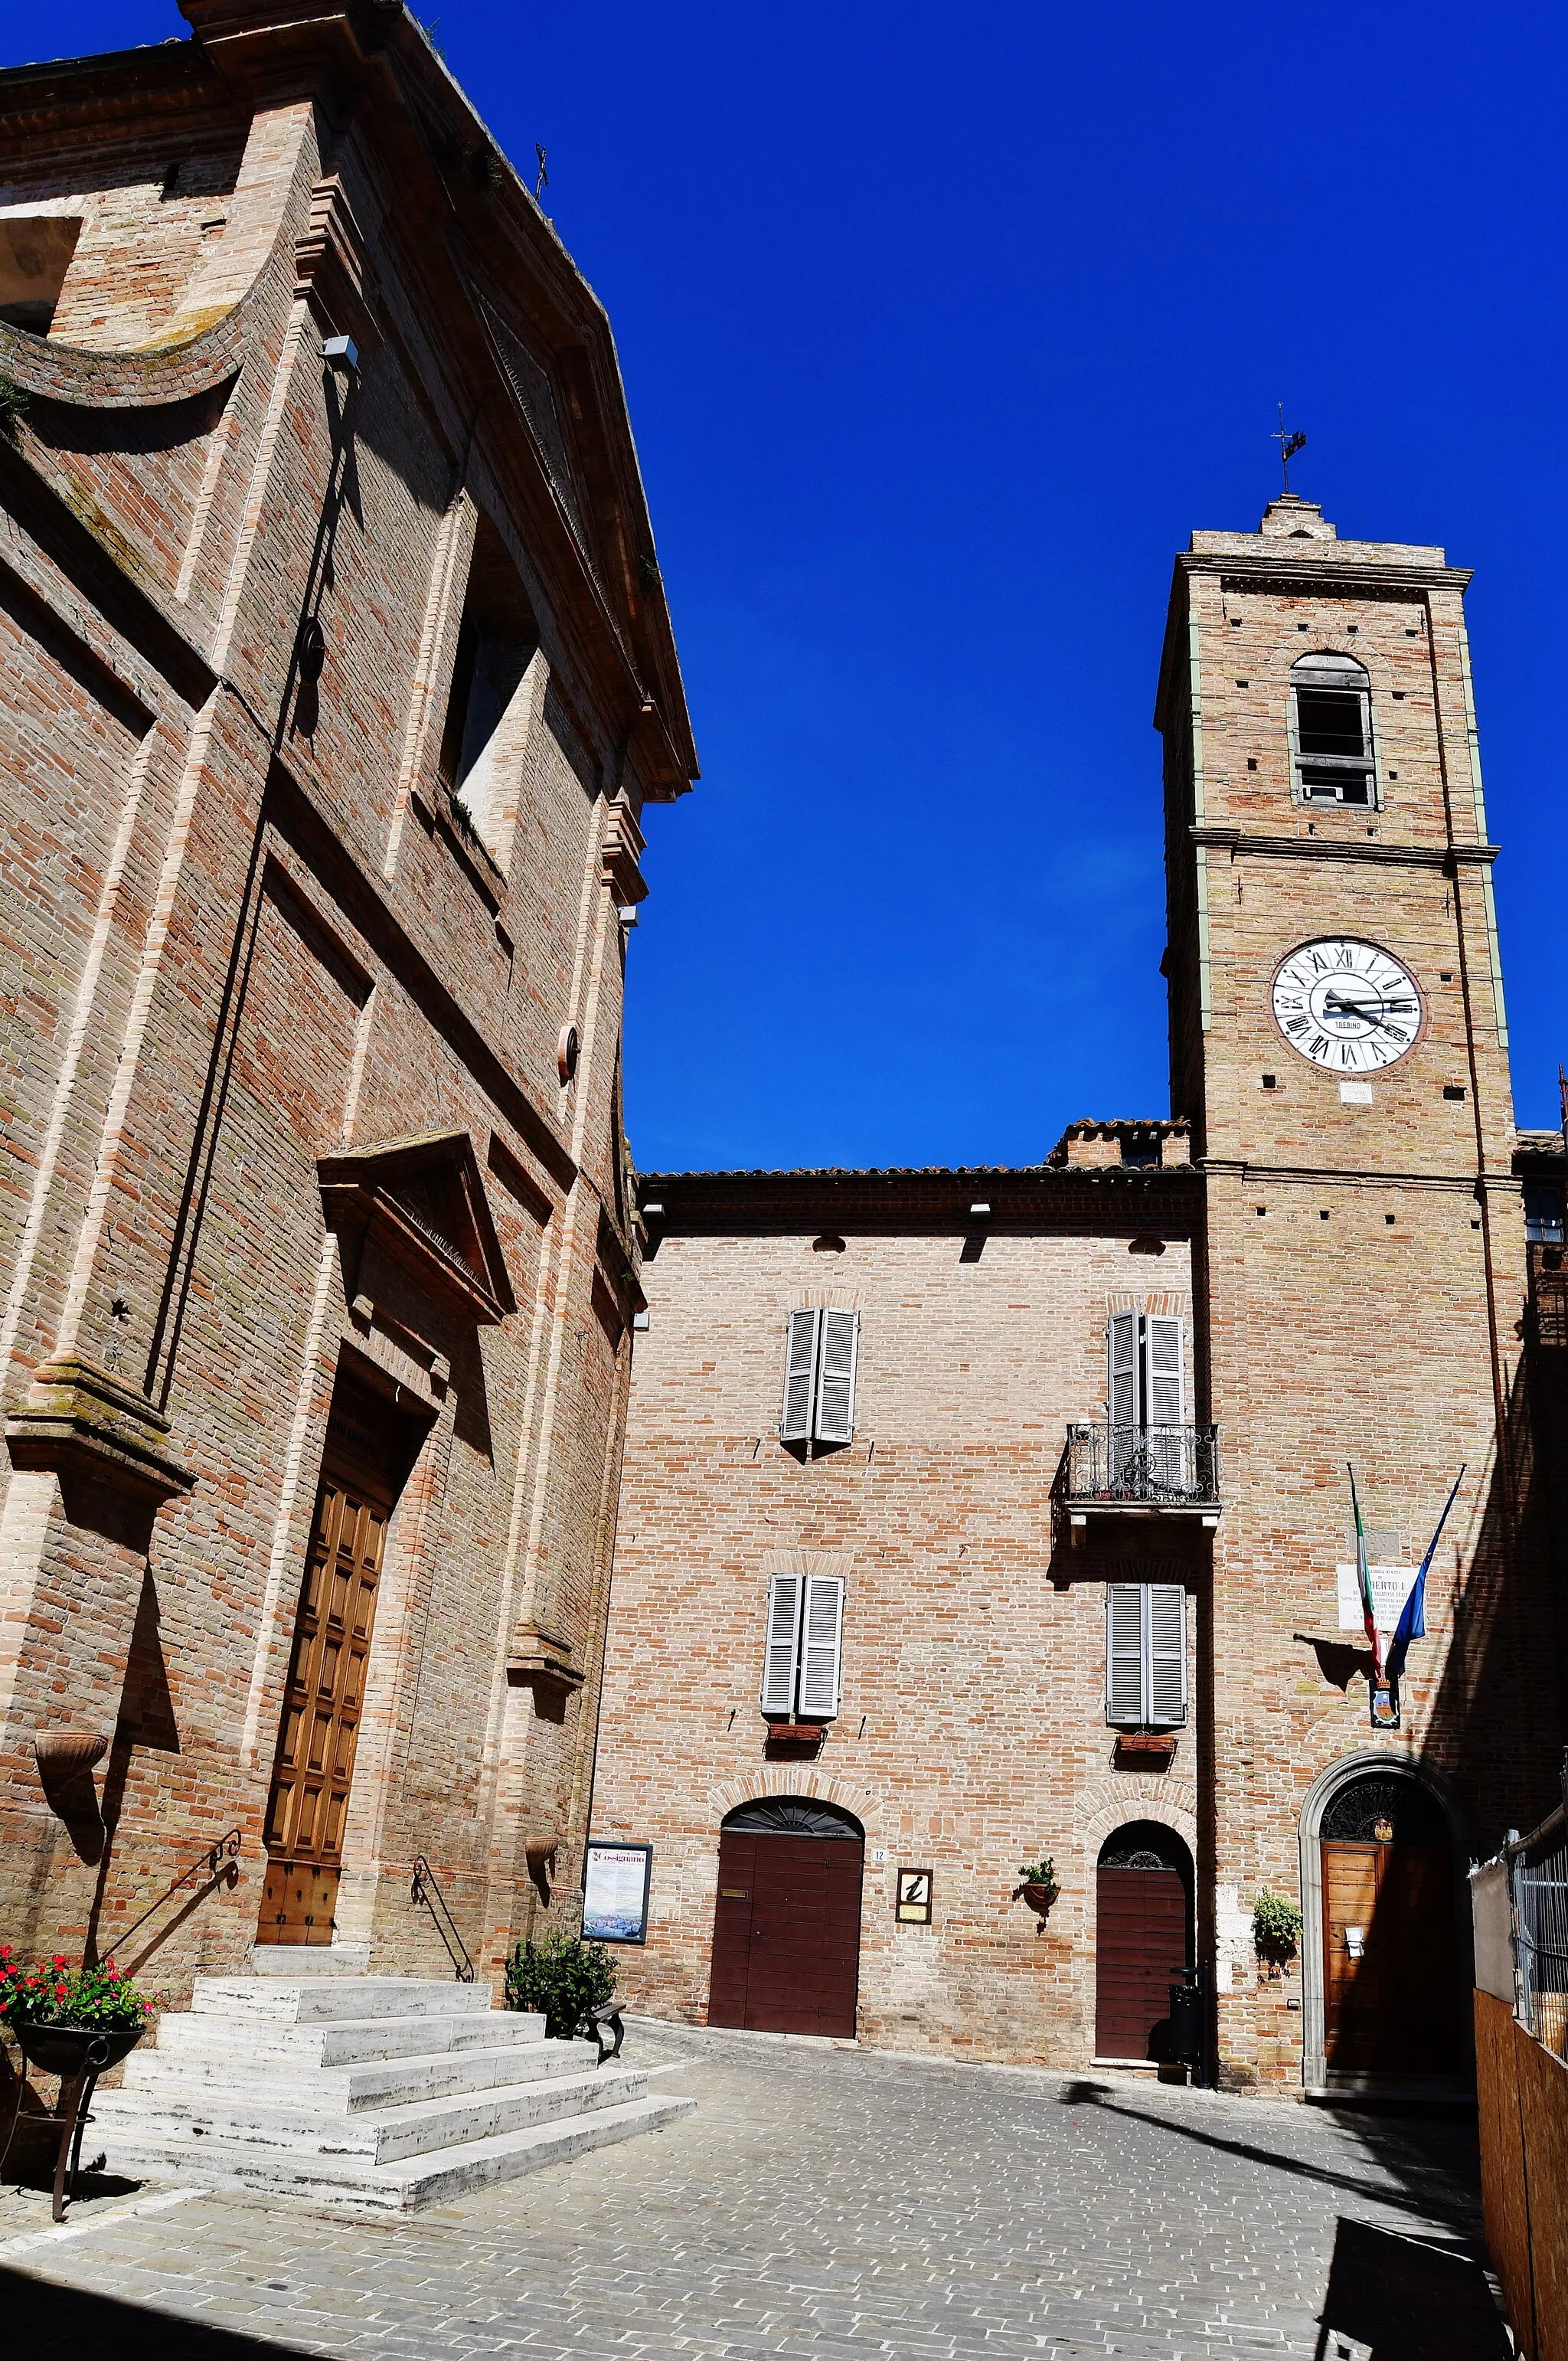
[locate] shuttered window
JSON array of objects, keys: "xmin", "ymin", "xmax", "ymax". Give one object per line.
[
  {"xmin": 780, "ymin": 1310, "xmax": 820, "ymax": 1441},
  {"xmin": 1106, "ymin": 1313, "xmax": 1184, "ymax": 1427},
  {"xmin": 798, "ymin": 1578, "xmax": 845, "ymax": 1718},
  {"xmin": 779, "ymin": 1308, "xmax": 861, "ymax": 1444},
  {"xmin": 1146, "ymin": 1316, "xmax": 1183, "ymax": 1425},
  {"xmin": 1109, "ymin": 1309, "xmax": 1139, "ymax": 1426},
  {"xmin": 760, "ymin": 1572, "xmax": 845, "ymax": 1720},
  {"xmin": 760, "ymin": 1574, "xmax": 804, "ymax": 1712},
  {"xmin": 1105, "ymin": 1584, "xmax": 1188, "ymax": 1728}
]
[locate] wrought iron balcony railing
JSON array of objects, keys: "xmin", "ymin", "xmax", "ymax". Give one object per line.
[{"xmin": 1057, "ymin": 1422, "xmax": 1221, "ymax": 1512}]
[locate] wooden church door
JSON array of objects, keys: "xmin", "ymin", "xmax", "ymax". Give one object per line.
[{"xmin": 258, "ymin": 1391, "xmax": 396, "ymax": 1946}]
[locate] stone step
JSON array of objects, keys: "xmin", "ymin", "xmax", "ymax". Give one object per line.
[
  {"xmin": 189, "ymin": 1975, "xmax": 495, "ymax": 2024},
  {"xmin": 93, "ymin": 2062, "xmax": 650, "ymax": 2166},
  {"xmin": 156, "ymin": 2006, "xmax": 549, "ymax": 2068},
  {"xmin": 126, "ymin": 2034, "xmax": 598, "ymax": 2111},
  {"xmin": 249, "ymin": 1943, "xmax": 371, "ymax": 1977},
  {"xmin": 93, "ymin": 2090, "xmax": 696, "ymax": 2213}
]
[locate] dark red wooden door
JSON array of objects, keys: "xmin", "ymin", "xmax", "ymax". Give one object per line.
[
  {"xmin": 1095, "ymin": 1865, "xmax": 1190, "ymax": 2059},
  {"xmin": 708, "ymin": 1830, "xmax": 863, "ymax": 2037}
]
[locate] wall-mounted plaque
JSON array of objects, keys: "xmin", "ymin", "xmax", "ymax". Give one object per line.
[
  {"xmin": 1368, "ymin": 1682, "xmax": 1400, "ymax": 1731},
  {"xmin": 896, "ymin": 1866, "xmax": 933, "ymax": 1924},
  {"xmin": 583, "ymin": 1841, "xmax": 652, "ymax": 1943},
  {"xmin": 1336, "ymin": 1563, "xmax": 1419, "ymax": 1633}
]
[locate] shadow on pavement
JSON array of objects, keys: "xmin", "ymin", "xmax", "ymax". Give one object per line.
[
  {"xmin": 1054, "ymin": 2079, "xmax": 1481, "ymax": 2239},
  {"xmin": 2, "ymin": 2266, "xmax": 292, "ymax": 2358},
  {"xmin": 1313, "ymin": 2216, "xmax": 1508, "ymax": 2358}
]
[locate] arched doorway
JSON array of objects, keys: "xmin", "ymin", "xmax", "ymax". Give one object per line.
[
  {"xmin": 708, "ymin": 1797, "xmax": 864, "ymax": 2037},
  {"xmin": 1095, "ymin": 1821, "xmax": 1194, "ymax": 2062},
  {"xmin": 1318, "ymin": 1770, "xmax": 1459, "ymax": 2077}
]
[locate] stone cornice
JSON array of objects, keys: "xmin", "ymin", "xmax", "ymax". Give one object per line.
[
  {"xmin": 638, "ymin": 1165, "xmax": 1203, "ymax": 1238},
  {"xmin": 1179, "ymin": 549, "xmax": 1473, "ymax": 595},
  {"xmin": 1191, "ymin": 826, "xmax": 1499, "ymax": 871},
  {"xmin": 1201, "ymin": 1159, "xmax": 1517, "ymax": 1193},
  {"xmin": 5, "ymin": 1359, "xmax": 194, "ymax": 1504}
]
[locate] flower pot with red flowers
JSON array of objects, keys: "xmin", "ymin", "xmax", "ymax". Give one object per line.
[{"xmin": 0, "ymin": 1948, "xmax": 157, "ymax": 2218}]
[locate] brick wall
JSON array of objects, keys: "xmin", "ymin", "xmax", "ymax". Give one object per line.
[
  {"xmin": 593, "ymin": 1173, "xmax": 1210, "ymax": 2064},
  {"xmin": 0, "ymin": 1, "xmax": 694, "ymax": 1998}
]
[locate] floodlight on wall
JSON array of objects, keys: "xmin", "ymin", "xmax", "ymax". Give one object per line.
[
  {"xmin": 969, "ymin": 1201, "xmax": 991, "ymax": 1218},
  {"xmin": 642, "ymin": 1202, "xmax": 664, "ymax": 1220},
  {"xmin": 616, "ymin": 904, "xmax": 640, "ymax": 929},
  {"xmin": 322, "ymin": 335, "xmax": 359, "ymax": 374}
]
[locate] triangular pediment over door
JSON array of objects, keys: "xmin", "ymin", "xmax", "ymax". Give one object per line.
[{"xmin": 318, "ymin": 1131, "xmax": 518, "ymax": 1325}]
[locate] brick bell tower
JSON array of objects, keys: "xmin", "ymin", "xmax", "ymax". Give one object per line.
[{"xmin": 1154, "ymin": 493, "xmax": 1560, "ymax": 2094}]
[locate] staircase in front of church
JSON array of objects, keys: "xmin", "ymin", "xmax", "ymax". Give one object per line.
[{"xmin": 92, "ymin": 1959, "xmax": 692, "ymax": 2212}]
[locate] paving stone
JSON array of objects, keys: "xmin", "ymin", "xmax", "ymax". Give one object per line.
[{"xmin": 2, "ymin": 2028, "xmax": 1508, "ymax": 2357}]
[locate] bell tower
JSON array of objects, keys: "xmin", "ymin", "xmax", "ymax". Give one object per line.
[{"xmin": 1154, "ymin": 495, "xmax": 1557, "ymax": 2093}]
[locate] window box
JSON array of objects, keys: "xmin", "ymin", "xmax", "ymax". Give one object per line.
[{"xmin": 1115, "ymin": 1732, "xmax": 1178, "ymax": 1767}]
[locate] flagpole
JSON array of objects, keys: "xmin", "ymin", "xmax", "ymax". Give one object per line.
[
  {"xmin": 1386, "ymin": 1464, "xmax": 1468, "ymax": 1691},
  {"xmin": 1348, "ymin": 1463, "xmax": 1383, "ymax": 1683}
]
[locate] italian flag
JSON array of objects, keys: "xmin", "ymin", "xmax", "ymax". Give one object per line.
[{"xmin": 1348, "ymin": 1464, "xmax": 1383, "ymax": 1682}]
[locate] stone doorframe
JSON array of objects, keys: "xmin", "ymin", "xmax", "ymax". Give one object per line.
[{"xmin": 1296, "ymin": 1749, "xmax": 1474, "ymax": 2092}]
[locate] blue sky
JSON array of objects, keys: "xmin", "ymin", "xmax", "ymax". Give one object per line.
[{"xmin": 13, "ymin": 4, "xmax": 1566, "ymax": 1165}]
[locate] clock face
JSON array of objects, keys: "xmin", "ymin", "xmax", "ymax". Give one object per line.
[{"xmin": 1271, "ymin": 937, "xmax": 1423, "ymax": 1073}]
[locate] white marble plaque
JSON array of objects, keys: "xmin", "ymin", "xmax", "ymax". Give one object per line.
[{"xmin": 1335, "ymin": 1563, "xmax": 1419, "ymax": 1633}]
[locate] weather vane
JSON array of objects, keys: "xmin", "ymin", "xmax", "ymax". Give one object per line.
[
  {"xmin": 534, "ymin": 143, "xmax": 549, "ymax": 203},
  {"xmin": 1273, "ymin": 403, "xmax": 1307, "ymax": 496}
]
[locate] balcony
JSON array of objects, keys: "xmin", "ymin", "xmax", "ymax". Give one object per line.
[{"xmin": 1054, "ymin": 1422, "xmax": 1222, "ymax": 1536}]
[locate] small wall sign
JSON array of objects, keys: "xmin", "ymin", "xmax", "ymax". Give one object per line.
[
  {"xmin": 896, "ymin": 1866, "xmax": 933, "ymax": 1924},
  {"xmin": 583, "ymin": 1841, "xmax": 652, "ymax": 1944},
  {"xmin": 1369, "ymin": 1682, "xmax": 1400, "ymax": 1730}
]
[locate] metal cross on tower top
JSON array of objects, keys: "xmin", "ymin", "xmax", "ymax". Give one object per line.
[{"xmin": 1273, "ymin": 403, "xmax": 1307, "ymax": 495}]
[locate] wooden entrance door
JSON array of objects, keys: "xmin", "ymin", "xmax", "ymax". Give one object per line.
[
  {"xmin": 1096, "ymin": 1845, "xmax": 1191, "ymax": 2060},
  {"xmin": 1322, "ymin": 1841, "xmax": 1456, "ymax": 2073},
  {"xmin": 258, "ymin": 1454, "xmax": 391, "ymax": 1945},
  {"xmin": 708, "ymin": 1830, "xmax": 863, "ymax": 2036}
]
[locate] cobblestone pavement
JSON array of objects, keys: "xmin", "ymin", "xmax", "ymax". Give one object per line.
[{"xmin": 0, "ymin": 2018, "xmax": 1506, "ymax": 2359}]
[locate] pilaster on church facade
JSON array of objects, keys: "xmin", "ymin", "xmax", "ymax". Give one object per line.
[{"xmin": 0, "ymin": 0, "xmax": 695, "ymax": 1993}]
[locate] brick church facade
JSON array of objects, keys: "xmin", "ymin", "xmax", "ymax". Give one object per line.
[
  {"xmin": 592, "ymin": 498, "xmax": 1566, "ymax": 2093},
  {"xmin": 0, "ymin": 2, "xmax": 694, "ymax": 1991}
]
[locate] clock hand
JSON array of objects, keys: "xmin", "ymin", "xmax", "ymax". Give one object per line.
[{"xmin": 1324, "ymin": 993, "xmax": 1383, "ymax": 1020}]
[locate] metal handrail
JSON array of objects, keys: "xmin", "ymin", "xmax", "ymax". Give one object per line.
[
  {"xmin": 1057, "ymin": 1422, "xmax": 1221, "ymax": 1507},
  {"xmin": 410, "ymin": 1856, "xmax": 476, "ymax": 1982},
  {"xmin": 106, "ymin": 1827, "xmax": 242, "ymax": 1964}
]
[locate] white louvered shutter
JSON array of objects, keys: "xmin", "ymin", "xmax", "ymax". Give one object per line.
[
  {"xmin": 1146, "ymin": 1316, "xmax": 1184, "ymax": 1427},
  {"xmin": 1109, "ymin": 1310, "xmax": 1139, "ymax": 1427},
  {"xmin": 1106, "ymin": 1584, "xmax": 1146, "ymax": 1724},
  {"xmin": 813, "ymin": 1309, "xmax": 860, "ymax": 1444},
  {"xmin": 760, "ymin": 1575, "xmax": 804, "ymax": 1712},
  {"xmin": 780, "ymin": 1310, "xmax": 820, "ymax": 1441},
  {"xmin": 1148, "ymin": 1585, "xmax": 1187, "ymax": 1726},
  {"xmin": 797, "ymin": 1575, "xmax": 845, "ymax": 1719}
]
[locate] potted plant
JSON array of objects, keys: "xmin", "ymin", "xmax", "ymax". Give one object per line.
[
  {"xmin": 504, "ymin": 1933, "xmax": 616, "ymax": 2039},
  {"xmin": 1251, "ymin": 1890, "xmax": 1303, "ymax": 1973},
  {"xmin": 1014, "ymin": 1858, "xmax": 1060, "ymax": 1918},
  {"xmin": 0, "ymin": 1947, "xmax": 154, "ymax": 2080}
]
